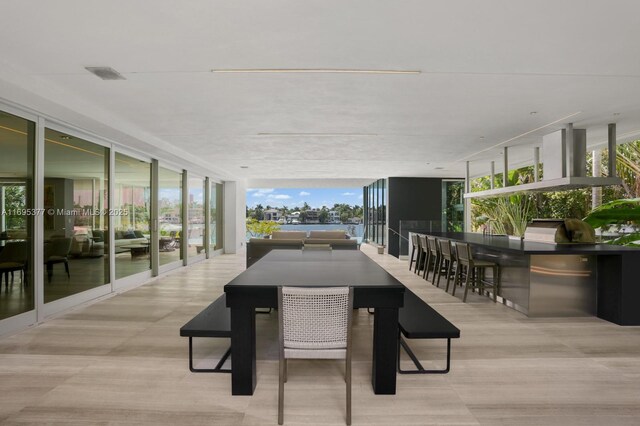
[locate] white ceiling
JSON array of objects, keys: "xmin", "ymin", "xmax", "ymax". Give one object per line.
[{"xmin": 1, "ymin": 0, "xmax": 640, "ymax": 185}]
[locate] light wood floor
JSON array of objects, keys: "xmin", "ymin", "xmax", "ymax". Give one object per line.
[{"xmin": 1, "ymin": 245, "xmax": 640, "ymax": 425}]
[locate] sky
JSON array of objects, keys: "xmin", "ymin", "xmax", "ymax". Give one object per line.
[{"xmin": 246, "ymin": 188, "xmax": 363, "ymax": 209}]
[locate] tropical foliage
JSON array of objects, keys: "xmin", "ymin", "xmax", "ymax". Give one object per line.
[
  {"xmin": 471, "ymin": 140, "xmax": 640, "ymax": 243},
  {"xmin": 246, "ymin": 217, "xmax": 281, "ymax": 237}
]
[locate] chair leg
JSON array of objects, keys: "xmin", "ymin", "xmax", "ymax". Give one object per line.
[
  {"xmin": 46, "ymin": 263, "xmax": 53, "ymax": 283},
  {"xmin": 445, "ymin": 260, "xmax": 453, "ymax": 292},
  {"xmin": 409, "ymin": 247, "xmax": 416, "ymax": 270},
  {"xmin": 493, "ymin": 265, "xmax": 499, "ymax": 302},
  {"xmin": 422, "ymin": 251, "xmax": 430, "ymax": 280},
  {"xmin": 451, "ymin": 264, "xmax": 460, "ymax": 296},
  {"xmin": 64, "ymin": 260, "xmax": 70, "ymax": 278},
  {"xmin": 436, "ymin": 257, "xmax": 445, "ymax": 288},
  {"xmin": 463, "ymin": 266, "xmax": 472, "ymax": 302},
  {"xmin": 278, "ymin": 357, "xmax": 285, "ymax": 425},
  {"xmin": 346, "ymin": 357, "xmax": 352, "ymax": 425}
]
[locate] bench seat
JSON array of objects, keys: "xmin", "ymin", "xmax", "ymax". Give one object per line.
[
  {"xmin": 180, "ymin": 294, "xmax": 231, "ymax": 373},
  {"xmin": 398, "ymin": 289, "xmax": 460, "ymax": 374}
]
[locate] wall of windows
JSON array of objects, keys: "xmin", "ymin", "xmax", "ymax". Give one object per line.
[
  {"xmin": 0, "ymin": 104, "xmax": 224, "ymax": 333},
  {"xmin": 211, "ymin": 182, "xmax": 223, "ymax": 251},
  {"xmin": 0, "ymin": 112, "xmax": 34, "ymax": 321},
  {"xmin": 43, "ymin": 128, "xmax": 109, "ymax": 303},
  {"xmin": 187, "ymin": 177, "xmax": 205, "ymax": 259},
  {"xmin": 159, "ymin": 167, "xmax": 183, "ymax": 266},
  {"xmin": 363, "ymin": 179, "xmax": 386, "ymax": 246},
  {"xmin": 114, "ymin": 153, "xmax": 151, "ymax": 279}
]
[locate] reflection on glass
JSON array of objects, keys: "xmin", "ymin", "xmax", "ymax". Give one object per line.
[
  {"xmin": 210, "ymin": 183, "xmax": 223, "ymax": 251},
  {"xmin": 44, "ymin": 128, "xmax": 109, "ymax": 303},
  {"xmin": 114, "ymin": 153, "xmax": 151, "ymax": 279},
  {"xmin": 159, "ymin": 167, "xmax": 182, "ymax": 265},
  {"xmin": 187, "ymin": 177, "xmax": 205, "ymax": 258},
  {"xmin": 364, "ymin": 179, "xmax": 386, "ymax": 246},
  {"xmin": 442, "ymin": 180, "xmax": 465, "ymax": 231},
  {"xmin": 0, "ymin": 111, "xmax": 34, "ymax": 320}
]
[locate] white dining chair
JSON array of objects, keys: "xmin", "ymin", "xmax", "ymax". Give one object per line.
[{"xmin": 278, "ymin": 286, "xmax": 354, "ymax": 425}]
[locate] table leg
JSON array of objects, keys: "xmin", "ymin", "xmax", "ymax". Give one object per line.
[
  {"xmin": 372, "ymin": 307, "xmax": 399, "ymax": 394},
  {"xmin": 230, "ymin": 306, "xmax": 256, "ymax": 395}
]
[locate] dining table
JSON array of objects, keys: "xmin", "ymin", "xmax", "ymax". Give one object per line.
[{"xmin": 224, "ymin": 249, "xmax": 406, "ymax": 395}]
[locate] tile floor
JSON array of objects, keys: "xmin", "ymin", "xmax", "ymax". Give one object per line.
[{"xmin": 1, "ymin": 245, "xmax": 639, "ymax": 425}]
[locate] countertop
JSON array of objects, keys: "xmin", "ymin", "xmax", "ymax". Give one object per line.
[{"xmin": 412, "ymin": 231, "xmax": 640, "ymax": 255}]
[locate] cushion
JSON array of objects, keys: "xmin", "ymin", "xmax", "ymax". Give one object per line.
[
  {"xmin": 123, "ymin": 230, "xmax": 136, "ymax": 239},
  {"xmin": 114, "ymin": 231, "xmax": 124, "ymax": 240},
  {"xmin": 271, "ymin": 231, "xmax": 307, "ymax": 240},
  {"xmin": 308, "ymin": 230, "xmax": 347, "ymax": 239},
  {"xmin": 92, "ymin": 230, "xmax": 105, "ymax": 242},
  {"xmin": 134, "ymin": 230, "xmax": 145, "ymax": 238}
]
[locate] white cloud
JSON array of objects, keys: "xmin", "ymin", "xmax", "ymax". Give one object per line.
[
  {"xmin": 299, "ymin": 191, "xmax": 311, "ymax": 196},
  {"xmin": 341, "ymin": 192, "xmax": 355, "ymax": 196},
  {"xmin": 246, "ymin": 188, "xmax": 258, "ymax": 192},
  {"xmin": 270, "ymin": 194, "xmax": 291, "ymax": 200},
  {"xmin": 251, "ymin": 188, "xmax": 276, "ymax": 197}
]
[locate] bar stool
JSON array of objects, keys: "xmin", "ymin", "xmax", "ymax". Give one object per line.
[
  {"xmin": 409, "ymin": 234, "xmax": 418, "ymax": 271},
  {"xmin": 416, "ymin": 235, "xmax": 428, "ymax": 277},
  {"xmin": 437, "ymin": 239, "xmax": 456, "ymax": 290},
  {"xmin": 414, "ymin": 235, "xmax": 426, "ymax": 275},
  {"xmin": 452, "ymin": 242, "xmax": 500, "ymax": 302},
  {"xmin": 424, "ymin": 236, "xmax": 440, "ymax": 283}
]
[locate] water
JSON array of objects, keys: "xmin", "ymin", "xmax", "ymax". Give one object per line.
[{"xmin": 280, "ymin": 223, "xmax": 364, "ymax": 237}]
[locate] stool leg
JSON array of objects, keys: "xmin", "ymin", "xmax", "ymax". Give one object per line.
[
  {"xmin": 444, "ymin": 259, "xmax": 453, "ymax": 292},
  {"xmin": 463, "ymin": 265, "xmax": 472, "ymax": 302},
  {"xmin": 435, "ymin": 256, "xmax": 444, "ymax": 288},
  {"xmin": 451, "ymin": 263, "xmax": 460, "ymax": 296},
  {"xmin": 493, "ymin": 265, "xmax": 499, "ymax": 302},
  {"xmin": 422, "ymin": 251, "xmax": 430, "ymax": 280}
]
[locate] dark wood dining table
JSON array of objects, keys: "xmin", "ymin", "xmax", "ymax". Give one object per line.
[{"xmin": 224, "ymin": 249, "xmax": 405, "ymax": 395}]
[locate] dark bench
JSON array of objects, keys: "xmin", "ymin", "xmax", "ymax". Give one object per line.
[
  {"xmin": 397, "ymin": 289, "xmax": 460, "ymax": 374},
  {"xmin": 180, "ymin": 294, "xmax": 231, "ymax": 373}
]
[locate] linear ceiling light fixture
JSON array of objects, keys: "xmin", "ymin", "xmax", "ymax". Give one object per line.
[
  {"xmin": 211, "ymin": 68, "xmax": 420, "ymax": 75},
  {"xmin": 257, "ymin": 132, "xmax": 379, "ymax": 136}
]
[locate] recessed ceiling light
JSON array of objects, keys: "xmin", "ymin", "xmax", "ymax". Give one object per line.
[
  {"xmin": 530, "ymin": 111, "xmax": 538, "ymax": 115},
  {"xmin": 434, "ymin": 167, "xmax": 444, "ymax": 170},
  {"xmin": 240, "ymin": 166, "xmax": 249, "ymax": 169},
  {"xmin": 211, "ymin": 68, "xmax": 420, "ymax": 75},
  {"xmin": 480, "ymin": 136, "xmax": 485, "ymax": 139},
  {"xmin": 85, "ymin": 66, "xmax": 126, "ymax": 80},
  {"xmin": 613, "ymin": 112, "xmax": 621, "ymax": 116},
  {"xmin": 60, "ymin": 135, "xmax": 72, "ymax": 140}
]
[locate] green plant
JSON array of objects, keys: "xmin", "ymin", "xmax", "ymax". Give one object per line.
[
  {"xmin": 583, "ymin": 198, "xmax": 640, "ymax": 247},
  {"xmin": 246, "ymin": 218, "xmax": 281, "ymax": 238}
]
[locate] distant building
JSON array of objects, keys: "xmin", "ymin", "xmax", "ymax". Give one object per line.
[
  {"xmin": 329, "ymin": 210, "xmax": 341, "ymax": 223},
  {"xmin": 304, "ymin": 209, "xmax": 320, "ymax": 224},
  {"xmin": 263, "ymin": 209, "xmax": 281, "ymax": 221}
]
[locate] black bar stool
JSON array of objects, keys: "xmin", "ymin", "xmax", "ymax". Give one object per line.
[
  {"xmin": 409, "ymin": 234, "xmax": 418, "ymax": 271},
  {"xmin": 424, "ymin": 236, "xmax": 440, "ymax": 283},
  {"xmin": 437, "ymin": 239, "xmax": 456, "ymax": 290},
  {"xmin": 452, "ymin": 242, "xmax": 500, "ymax": 302}
]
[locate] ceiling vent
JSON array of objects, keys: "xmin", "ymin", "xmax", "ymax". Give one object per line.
[{"xmin": 85, "ymin": 67, "xmax": 126, "ymax": 80}]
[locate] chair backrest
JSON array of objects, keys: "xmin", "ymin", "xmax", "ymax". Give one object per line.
[
  {"xmin": 439, "ymin": 239, "xmax": 451, "ymax": 258},
  {"xmin": 45, "ymin": 237, "xmax": 71, "ymax": 259},
  {"xmin": 278, "ymin": 286, "xmax": 353, "ymax": 350},
  {"xmin": 0, "ymin": 240, "xmax": 28, "ymax": 263},
  {"xmin": 455, "ymin": 242, "xmax": 472, "ymax": 263},
  {"xmin": 427, "ymin": 236, "xmax": 439, "ymax": 255},
  {"xmin": 410, "ymin": 233, "xmax": 418, "ymax": 247},
  {"xmin": 418, "ymin": 235, "xmax": 427, "ymax": 251}
]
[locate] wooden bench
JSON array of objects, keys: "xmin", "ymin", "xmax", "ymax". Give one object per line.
[
  {"xmin": 179, "ymin": 294, "xmax": 231, "ymax": 373},
  {"xmin": 397, "ymin": 289, "xmax": 460, "ymax": 374}
]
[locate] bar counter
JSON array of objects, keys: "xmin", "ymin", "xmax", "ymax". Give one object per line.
[{"xmin": 412, "ymin": 231, "xmax": 640, "ymax": 326}]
